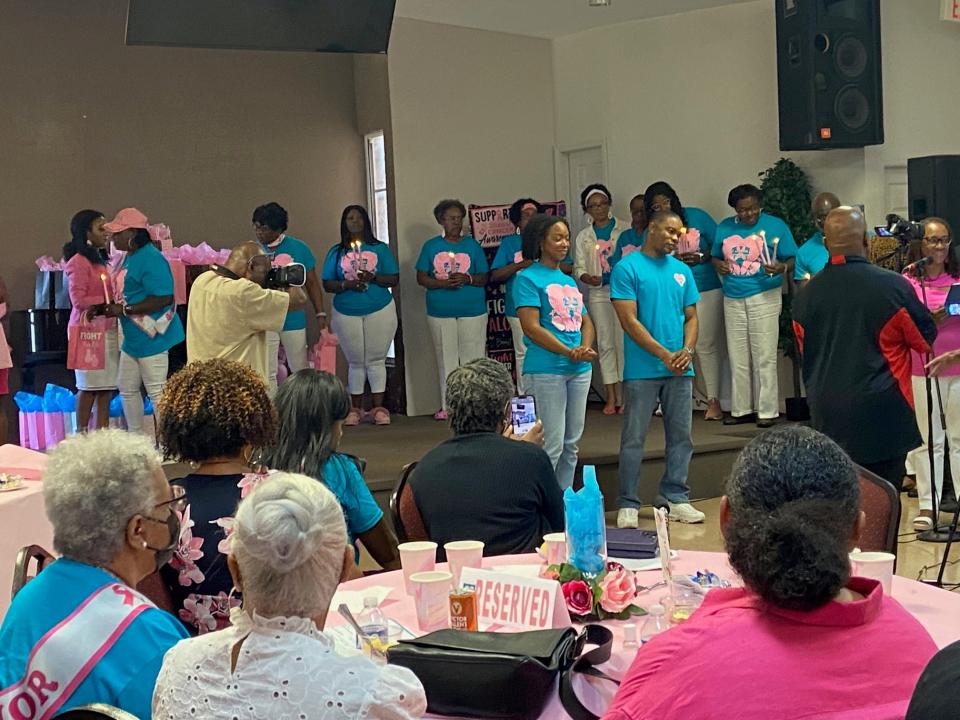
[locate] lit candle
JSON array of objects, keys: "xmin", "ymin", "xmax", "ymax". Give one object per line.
[
  {"xmin": 771, "ymin": 237, "xmax": 780, "ymax": 263},
  {"xmin": 804, "ymin": 272, "xmax": 812, "ymax": 281},
  {"xmin": 100, "ymin": 273, "xmax": 112, "ymax": 304}
]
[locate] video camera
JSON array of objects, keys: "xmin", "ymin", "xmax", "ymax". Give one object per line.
[
  {"xmin": 874, "ymin": 214, "xmax": 925, "ymax": 245},
  {"xmin": 265, "ymin": 262, "xmax": 306, "ymax": 289}
]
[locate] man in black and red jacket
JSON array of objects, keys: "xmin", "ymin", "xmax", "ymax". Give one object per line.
[{"xmin": 793, "ymin": 207, "xmax": 937, "ymax": 491}]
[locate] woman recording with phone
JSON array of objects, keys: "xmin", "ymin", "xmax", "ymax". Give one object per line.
[{"xmin": 903, "ymin": 217, "xmax": 960, "ymax": 531}]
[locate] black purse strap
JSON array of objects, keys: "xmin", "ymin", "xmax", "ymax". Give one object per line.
[{"xmin": 559, "ymin": 625, "xmax": 620, "ymax": 720}]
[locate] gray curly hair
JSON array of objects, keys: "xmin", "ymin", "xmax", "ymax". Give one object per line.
[
  {"xmin": 43, "ymin": 429, "xmax": 163, "ymax": 566},
  {"xmin": 231, "ymin": 472, "xmax": 347, "ymax": 618},
  {"xmin": 446, "ymin": 358, "xmax": 513, "ymax": 435}
]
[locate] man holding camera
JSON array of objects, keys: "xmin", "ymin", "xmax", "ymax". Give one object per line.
[
  {"xmin": 793, "ymin": 207, "xmax": 936, "ymax": 491},
  {"xmin": 187, "ymin": 242, "xmax": 306, "ymax": 390}
]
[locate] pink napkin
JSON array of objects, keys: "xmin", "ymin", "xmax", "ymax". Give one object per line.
[{"xmin": 0, "ymin": 444, "xmax": 48, "ymax": 480}]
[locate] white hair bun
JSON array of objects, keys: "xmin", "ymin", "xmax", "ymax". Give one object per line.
[{"xmin": 234, "ymin": 473, "xmax": 344, "ymax": 574}]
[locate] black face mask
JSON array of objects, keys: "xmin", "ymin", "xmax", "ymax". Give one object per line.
[{"xmin": 144, "ymin": 509, "xmax": 181, "ymax": 571}]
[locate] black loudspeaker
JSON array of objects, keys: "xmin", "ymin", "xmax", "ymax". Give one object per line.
[
  {"xmin": 908, "ymin": 156, "xmax": 960, "ymax": 234},
  {"xmin": 775, "ymin": 0, "xmax": 884, "ymax": 150}
]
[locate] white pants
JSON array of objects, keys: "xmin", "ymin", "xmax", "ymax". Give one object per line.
[
  {"xmin": 724, "ymin": 288, "xmax": 781, "ymax": 420},
  {"xmin": 331, "ymin": 301, "xmax": 398, "ymax": 395},
  {"xmin": 427, "ymin": 314, "xmax": 488, "ymax": 408},
  {"xmin": 694, "ymin": 288, "xmax": 726, "ymax": 401},
  {"xmin": 912, "ymin": 375, "xmax": 960, "ymax": 512},
  {"xmin": 588, "ymin": 297, "xmax": 624, "ymax": 386},
  {"xmin": 266, "ymin": 328, "xmax": 309, "ymax": 394},
  {"xmin": 117, "ymin": 351, "xmax": 168, "ymax": 434},
  {"xmin": 507, "ymin": 316, "xmax": 527, "ymax": 394}
]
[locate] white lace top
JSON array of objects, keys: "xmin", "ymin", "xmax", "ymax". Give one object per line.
[{"xmin": 152, "ymin": 607, "xmax": 426, "ymax": 720}]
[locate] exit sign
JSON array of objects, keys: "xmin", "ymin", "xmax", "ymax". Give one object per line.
[{"xmin": 943, "ymin": 0, "xmax": 960, "ymax": 22}]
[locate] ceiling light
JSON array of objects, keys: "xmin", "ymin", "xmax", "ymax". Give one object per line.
[{"xmin": 589, "ymin": 0, "xmax": 611, "ymax": 6}]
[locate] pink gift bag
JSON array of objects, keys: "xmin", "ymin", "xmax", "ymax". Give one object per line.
[
  {"xmin": 67, "ymin": 318, "xmax": 106, "ymax": 371},
  {"xmin": 18, "ymin": 413, "xmax": 29, "ymax": 449},
  {"xmin": 311, "ymin": 330, "xmax": 339, "ymax": 374},
  {"xmin": 43, "ymin": 412, "xmax": 66, "ymax": 449},
  {"xmin": 169, "ymin": 260, "xmax": 187, "ymax": 306},
  {"xmin": 26, "ymin": 413, "xmax": 46, "ymax": 451}
]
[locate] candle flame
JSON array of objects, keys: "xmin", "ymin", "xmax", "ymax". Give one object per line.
[
  {"xmin": 772, "ymin": 237, "xmax": 780, "ymax": 244},
  {"xmin": 804, "ymin": 273, "xmax": 811, "ymax": 280},
  {"xmin": 759, "ymin": 230, "xmax": 766, "ymax": 237},
  {"xmin": 448, "ymin": 251, "xmax": 455, "ymax": 258}
]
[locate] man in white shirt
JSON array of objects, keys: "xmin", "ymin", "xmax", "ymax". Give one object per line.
[{"xmin": 187, "ymin": 242, "xmax": 304, "ymax": 389}]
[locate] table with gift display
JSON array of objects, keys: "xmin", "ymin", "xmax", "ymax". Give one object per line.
[{"xmin": 325, "ymin": 469, "xmax": 960, "ymax": 720}]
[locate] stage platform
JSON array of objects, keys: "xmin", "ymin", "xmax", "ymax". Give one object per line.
[{"xmin": 339, "ymin": 407, "xmax": 766, "ymax": 518}]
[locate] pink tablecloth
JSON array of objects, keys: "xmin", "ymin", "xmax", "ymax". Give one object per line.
[
  {"xmin": 327, "ymin": 551, "xmax": 960, "ymax": 719},
  {"xmin": 0, "ymin": 481, "xmax": 55, "ymax": 620}
]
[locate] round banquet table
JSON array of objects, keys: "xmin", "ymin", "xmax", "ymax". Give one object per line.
[{"xmin": 326, "ymin": 551, "xmax": 960, "ymax": 720}]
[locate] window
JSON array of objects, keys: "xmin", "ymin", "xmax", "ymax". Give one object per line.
[
  {"xmin": 364, "ymin": 130, "xmax": 395, "ymax": 360},
  {"xmin": 365, "ymin": 131, "xmax": 389, "ymax": 244}
]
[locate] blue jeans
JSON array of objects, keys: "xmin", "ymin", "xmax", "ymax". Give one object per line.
[
  {"xmin": 526, "ymin": 370, "xmax": 592, "ymax": 491},
  {"xmin": 618, "ymin": 376, "xmax": 694, "ymax": 509}
]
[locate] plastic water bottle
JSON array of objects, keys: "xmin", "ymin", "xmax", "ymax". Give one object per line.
[
  {"xmin": 640, "ymin": 604, "xmax": 669, "ymax": 644},
  {"xmin": 357, "ymin": 596, "xmax": 388, "ymax": 647}
]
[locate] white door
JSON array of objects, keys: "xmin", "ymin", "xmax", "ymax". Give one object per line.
[{"xmin": 562, "ymin": 145, "xmax": 606, "ymax": 238}]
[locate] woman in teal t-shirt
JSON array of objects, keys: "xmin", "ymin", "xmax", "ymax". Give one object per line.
[
  {"xmin": 416, "ymin": 199, "xmax": 490, "ymax": 420},
  {"xmin": 491, "ymin": 198, "xmax": 543, "ymax": 393},
  {"xmin": 609, "ymin": 193, "xmax": 648, "ymax": 267},
  {"xmin": 711, "ymin": 184, "xmax": 797, "ymax": 428},
  {"xmin": 264, "ymin": 369, "xmax": 399, "ymax": 570},
  {"xmin": 515, "ymin": 214, "xmax": 598, "ymax": 490},
  {"xmin": 573, "ymin": 184, "xmax": 628, "ymax": 415},
  {"xmin": 322, "ymin": 205, "xmax": 399, "ymax": 427},
  {"xmin": 103, "ymin": 207, "xmax": 184, "ymax": 435}
]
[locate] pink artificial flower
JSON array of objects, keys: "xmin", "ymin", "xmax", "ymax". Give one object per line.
[
  {"xmin": 562, "ymin": 580, "xmax": 594, "ymax": 616},
  {"xmin": 598, "ymin": 567, "xmax": 638, "ymax": 613}
]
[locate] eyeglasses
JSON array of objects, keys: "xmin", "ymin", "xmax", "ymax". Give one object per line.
[
  {"xmin": 924, "ymin": 236, "xmax": 952, "ymax": 247},
  {"xmin": 586, "ymin": 201, "xmax": 610, "ymax": 210},
  {"xmin": 154, "ymin": 484, "xmax": 188, "ymax": 515}
]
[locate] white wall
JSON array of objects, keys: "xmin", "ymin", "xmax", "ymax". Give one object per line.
[
  {"xmin": 387, "ymin": 18, "xmax": 557, "ymax": 415},
  {"xmin": 553, "ymin": 0, "xmax": 960, "ymax": 225}
]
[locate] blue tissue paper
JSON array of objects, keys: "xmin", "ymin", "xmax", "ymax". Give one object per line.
[{"xmin": 563, "ymin": 465, "xmax": 608, "ymax": 576}]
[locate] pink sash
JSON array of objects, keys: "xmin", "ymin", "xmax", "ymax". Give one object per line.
[{"xmin": 0, "ymin": 583, "xmax": 155, "ymax": 720}]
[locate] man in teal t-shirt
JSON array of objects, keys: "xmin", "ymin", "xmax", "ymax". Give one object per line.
[
  {"xmin": 610, "ymin": 211, "xmax": 705, "ymax": 528},
  {"xmin": 253, "ymin": 202, "xmax": 328, "ymax": 393},
  {"xmin": 795, "ymin": 192, "xmax": 840, "ymax": 284}
]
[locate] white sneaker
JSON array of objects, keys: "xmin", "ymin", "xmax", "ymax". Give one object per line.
[
  {"xmin": 616, "ymin": 508, "xmax": 640, "ymax": 529},
  {"xmin": 668, "ymin": 502, "xmax": 705, "ymax": 524}
]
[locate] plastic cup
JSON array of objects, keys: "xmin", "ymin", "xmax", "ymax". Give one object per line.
[
  {"xmin": 543, "ymin": 533, "xmax": 567, "ymax": 566},
  {"xmin": 410, "ymin": 570, "xmax": 453, "ymax": 631},
  {"xmin": 399, "ymin": 541, "xmax": 437, "ymax": 594},
  {"xmin": 444, "ymin": 540, "xmax": 484, "ymax": 585},
  {"xmin": 849, "ymin": 550, "xmax": 895, "ymax": 594}
]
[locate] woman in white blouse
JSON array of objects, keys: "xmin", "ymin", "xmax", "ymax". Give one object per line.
[
  {"xmin": 152, "ymin": 472, "xmax": 426, "ymax": 720},
  {"xmin": 573, "ymin": 183, "xmax": 628, "ymax": 414}
]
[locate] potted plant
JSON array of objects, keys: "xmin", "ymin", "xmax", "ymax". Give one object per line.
[{"xmin": 758, "ymin": 158, "xmax": 816, "ymax": 421}]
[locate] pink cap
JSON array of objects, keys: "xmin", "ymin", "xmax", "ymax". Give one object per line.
[{"xmin": 103, "ymin": 208, "xmax": 148, "ymax": 233}]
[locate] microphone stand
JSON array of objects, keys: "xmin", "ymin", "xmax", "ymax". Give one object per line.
[{"xmin": 916, "ymin": 262, "xmax": 955, "ymax": 555}]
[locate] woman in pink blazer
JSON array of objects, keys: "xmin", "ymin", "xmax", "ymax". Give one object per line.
[{"xmin": 63, "ymin": 210, "xmax": 120, "ymax": 430}]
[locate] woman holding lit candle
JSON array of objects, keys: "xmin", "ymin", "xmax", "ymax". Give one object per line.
[
  {"xmin": 711, "ymin": 185, "xmax": 796, "ymax": 428},
  {"xmin": 416, "ymin": 199, "xmax": 489, "ymax": 420},
  {"xmin": 321, "ymin": 205, "xmax": 399, "ymax": 426},
  {"xmin": 63, "ymin": 209, "xmax": 120, "ymax": 430},
  {"xmin": 573, "ymin": 183, "xmax": 627, "ymax": 414}
]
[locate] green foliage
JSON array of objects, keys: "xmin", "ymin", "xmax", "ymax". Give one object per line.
[{"xmin": 757, "ymin": 158, "xmax": 816, "ymax": 368}]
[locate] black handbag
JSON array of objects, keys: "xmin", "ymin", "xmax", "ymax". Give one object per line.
[{"xmin": 386, "ymin": 624, "xmax": 617, "ymax": 720}]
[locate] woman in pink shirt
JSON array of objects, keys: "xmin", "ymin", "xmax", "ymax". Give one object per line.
[
  {"xmin": 604, "ymin": 425, "xmax": 937, "ymax": 720},
  {"xmin": 903, "ymin": 217, "xmax": 959, "ymax": 531},
  {"xmin": 63, "ymin": 210, "xmax": 120, "ymax": 430}
]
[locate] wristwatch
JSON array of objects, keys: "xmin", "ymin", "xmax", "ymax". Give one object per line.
[{"xmin": 682, "ymin": 347, "xmax": 695, "ymax": 355}]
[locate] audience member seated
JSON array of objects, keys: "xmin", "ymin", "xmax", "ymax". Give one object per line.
[
  {"xmin": 264, "ymin": 369, "xmax": 400, "ymax": 570},
  {"xmin": 410, "ymin": 357, "xmax": 564, "ymax": 559},
  {"xmin": 152, "ymin": 472, "xmax": 426, "ymax": 719},
  {"xmin": 156, "ymin": 358, "xmax": 278, "ymax": 634},
  {"xmin": 603, "ymin": 425, "xmax": 938, "ymax": 720},
  {"xmin": 905, "ymin": 639, "xmax": 960, "ymax": 719},
  {"xmin": 0, "ymin": 431, "xmax": 188, "ymax": 718}
]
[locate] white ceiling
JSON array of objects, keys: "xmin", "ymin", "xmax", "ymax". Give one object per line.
[{"xmin": 394, "ymin": 0, "xmax": 757, "ymax": 39}]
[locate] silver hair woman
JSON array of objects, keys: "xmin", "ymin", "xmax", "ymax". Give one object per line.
[
  {"xmin": 153, "ymin": 473, "xmax": 426, "ymax": 719},
  {"xmin": 446, "ymin": 357, "xmax": 515, "ymax": 435},
  {"xmin": 0, "ymin": 430, "xmax": 189, "ymax": 718}
]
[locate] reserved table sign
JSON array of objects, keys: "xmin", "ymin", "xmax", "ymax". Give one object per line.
[{"xmin": 460, "ymin": 568, "xmax": 570, "ymax": 630}]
